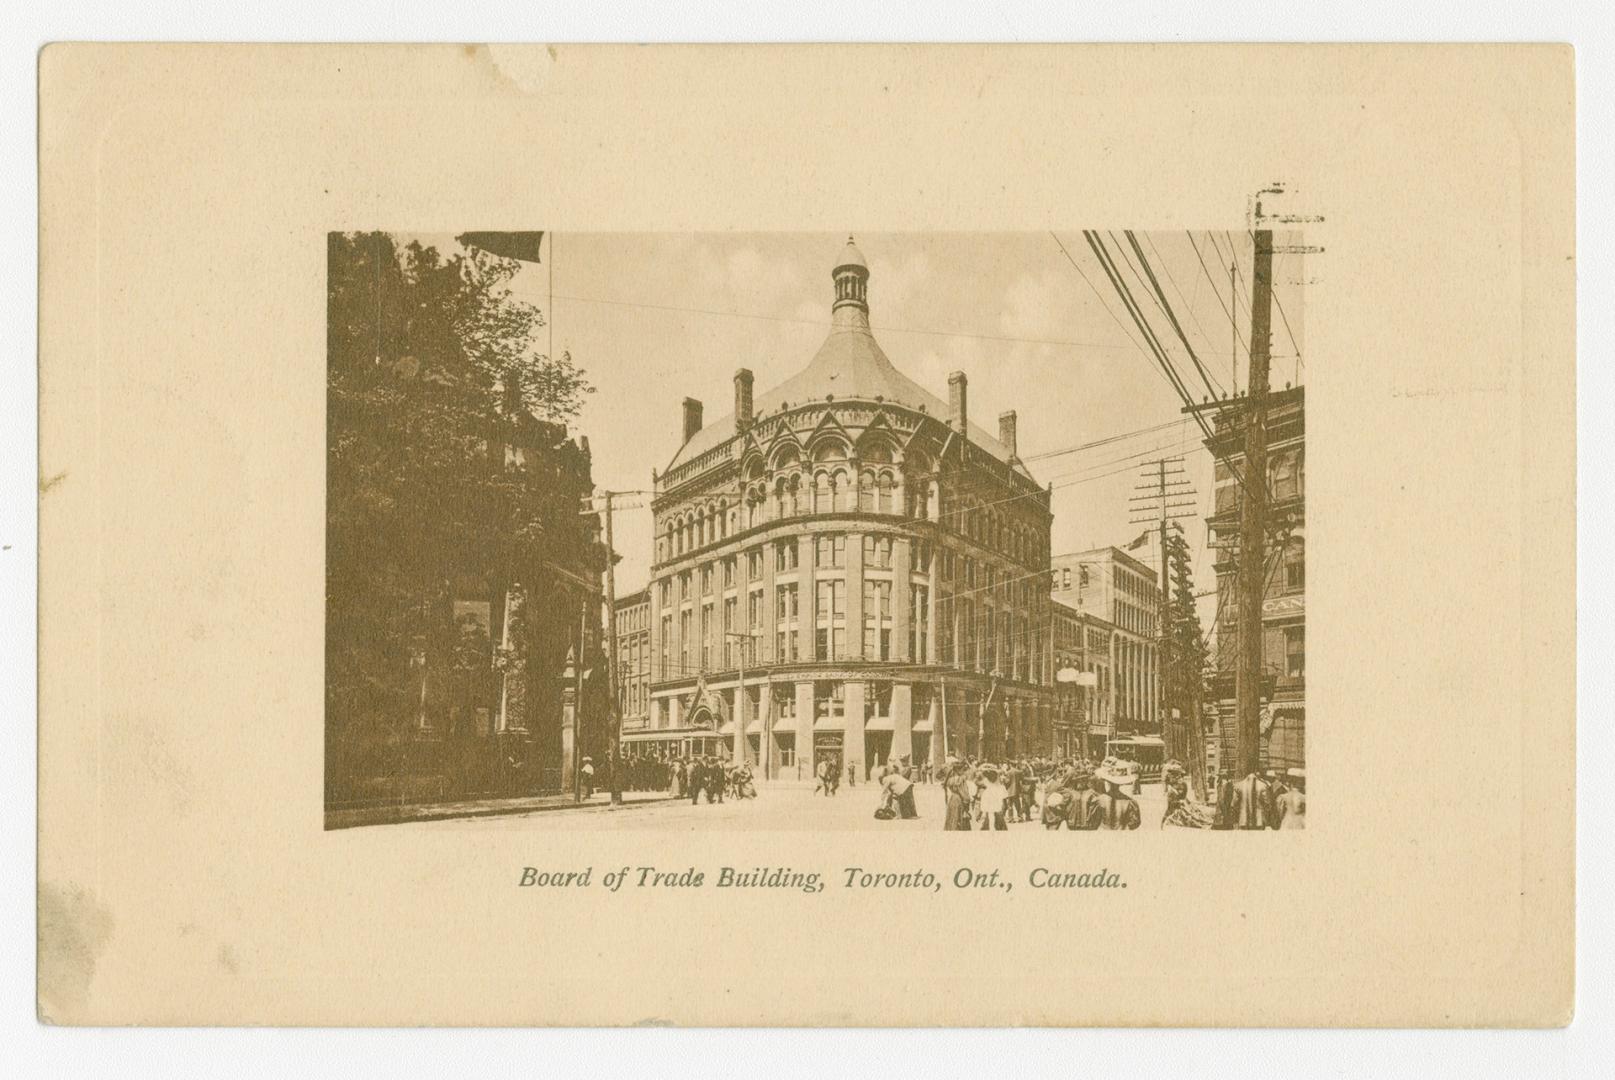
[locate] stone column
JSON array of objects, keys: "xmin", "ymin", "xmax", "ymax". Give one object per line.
[
  {"xmin": 927, "ymin": 690, "xmax": 943, "ymax": 769},
  {"xmin": 795, "ymin": 679, "xmax": 815, "ymax": 780},
  {"xmin": 798, "ymin": 533, "xmax": 816, "ymax": 663},
  {"xmin": 847, "ymin": 534, "xmax": 864, "ymax": 661},
  {"xmin": 762, "ymin": 542, "xmax": 777, "ymax": 662},
  {"xmin": 891, "ymin": 681, "xmax": 914, "ymax": 765},
  {"xmin": 843, "ymin": 678, "xmax": 866, "ymax": 781},
  {"xmin": 927, "ymin": 546, "xmax": 941, "ymax": 665},
  {"xmin": 757, "ymin": 681, "xmax": 774, "ymax": 778},
  {"xmin": 892, "ymin": 536, "xmax": 911, "ymax": 662},
  {"xmin": 560, "ymin": 646, "xmax": 578, "ymax": 796}
]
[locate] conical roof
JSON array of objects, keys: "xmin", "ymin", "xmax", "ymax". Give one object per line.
[{"xmin": 665, "ymin": 242, "xmax": 1026, "ymax": 475}]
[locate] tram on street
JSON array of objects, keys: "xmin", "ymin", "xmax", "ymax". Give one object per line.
[
  {"xmin": 1104, "ymin": 735, "xmax": 1166, "ymax": 782},
  {"xmin": 621, "ymin": 730, "xmax": 728, "ymax": 761}
]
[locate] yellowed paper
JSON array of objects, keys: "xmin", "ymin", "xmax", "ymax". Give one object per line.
[{"xmin": 38, "ymin": 43, "xmax": 1574, "ymax": 1026}]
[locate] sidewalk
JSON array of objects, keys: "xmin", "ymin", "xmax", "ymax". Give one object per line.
[{"xmin": 324, "ymin": 789, "xmax": 680, "ymax": 831}]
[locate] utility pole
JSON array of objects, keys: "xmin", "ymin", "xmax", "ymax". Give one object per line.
[
  {"xmin": 1231, "ymin": 261, "xmax": 1239, "ymax": 390},
  {"xmin": 581, "ymin": 488, "xmax": 648, "ymax": 804},
  {"xmin": 725, "ymin": 631, "xmax": 757, "ymax": 769},
  {"xmin": 1236, "ymin": 227, "xmax": 1275, "ymax": 779},
  {"xmin": 1129, "ymin": 457, "xmax": 1196, "ymax": 763},
  {"xmin": 602, "ymin": 491, "xmax": 623, "ymax": 805}
]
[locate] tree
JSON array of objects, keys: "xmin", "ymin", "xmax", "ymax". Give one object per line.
[{"xmin": 325, "ymin": 232, "xmax": 595, "ymax": 803}]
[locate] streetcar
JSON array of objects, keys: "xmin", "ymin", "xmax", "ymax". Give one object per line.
[{"xmin": 1103, "ymin": 735, "xmax": 1166, "ymax": 783}]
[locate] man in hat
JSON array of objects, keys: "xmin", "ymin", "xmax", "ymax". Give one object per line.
[
  {"xmin": 688, "ymin": 756, "xmax": 707, "ymax": 806},
  {"xmin": 1092, "ymin": 760, "xmax": 1142, "ymax": 830},
  {"xmin": 1224, "ymin": 770, "xmax": 1278, "ymax": 830},
  {"xmin": 1277, "ymin": 768, "xmax": 1306, "ymax": 829}
]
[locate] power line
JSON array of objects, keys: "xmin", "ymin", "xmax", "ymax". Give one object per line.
[
  {"xmin": 1123, "ymin": 230, "xmax": 1228, "ymax": 405},
  {"xmin": 548, "ymin": 290, "xmax": 1146, "ymax": 354}
]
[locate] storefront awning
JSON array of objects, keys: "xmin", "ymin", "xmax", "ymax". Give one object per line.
[
  {"xmin": 864, "ymin": 715, "xmax": 894, "ymax": 732},
  {"xmin": 911, "ymin": 719, "xmax": 935, "ymax": 733},
  {"xmin": 813, "ymin": 715, "xmax": 845, "ymax": 731}
]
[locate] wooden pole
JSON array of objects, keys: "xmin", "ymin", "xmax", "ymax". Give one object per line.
[{"xmin": 1237, "ymin": 229, "xmax": 1274, "ymax": 779}]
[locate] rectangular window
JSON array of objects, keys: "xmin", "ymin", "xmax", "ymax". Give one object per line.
[
  {"xmin": 701, "ymin": 565, "xmax": 712, "ymax": 595},
  {"xmin": 1286, "ymin": 554, "xmax": 1305, "ymax": 592},
  {"xmin": 723, "ymin": 557, "xmax": 735, "ymax": 588},
  {"xmin": 1286, "ymin": 627, "xmax": 1305, "ymax": 678},
  {"xmin": 659, "ymin": 614, "xmax": 672, "ymax": 678},
  {"xmin": 814, "ymin": 681, "xmax": 845, "ymax": 719},
  {"xmin": 700, "ymin": 604, "xmax": 712, "ymax": 670},
  {"xmin": 679, "ymin": 610, "xmax": 691, "ymax": 673},
  {"xmin": 862, "ymin": 534, "xmax": 892, "ymax": 569},
  {"xmin": 815, "ymin": 534, "xmax": 846, "ymax": 569},
  {"xmin": 913, "ymin": 539, "xmax": 932, "ymax": 574},
  {"xmin": 774, "ymin": 583, "xmax": 799, "ymax": 661},
  {"xmin": 910, "ymin": 584, "xmax": 930, "ymax": 663},
  {"xmin": 748, "ymin": 589, "xmax": 763, "ymax": 631},
  {"xmin": 723, "ymin": 597, "xmax": 738, "ymax": 665}
]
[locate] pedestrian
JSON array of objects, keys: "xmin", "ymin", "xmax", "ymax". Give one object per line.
[
  {"xmin": 827, "ymin": 757, "xmax": 841, "ymax": 796},
  {"xmin": 881, "ymin": 765, "xmax": 919, "ymax": 819},
  {"xmin": 1222, "ymin": 769, "xmax": 1278, "ymax": 830},
  {"xmin": 941, "ymin": 759, "xmax": 971, "ymax": 830},
  {"xmin": 689, "ymin": 758, "xmax": 706, "ymax": 805},
  {"xmin": 979, "ymin": 767, "xmax": 1010, "ymax": 831},
  {"xmin": 709, "ymin": 757, "xmax": 725, "ymax": 803},
  {"xmin": 1277, "ymin": 768, "xmax": 1306, "ymax": 829},
  {"xmin": 580, "ymin": 757, "xmax": 595, "ymax": 800},
  {"xmin": 847, "ymin": 761, "xmax": 857, "ymax": 788},
  {"xmin": 813, "ymin": 757, "xmax": 829, "ymax": 796},
  {"xmin": 1093, "ymin": 761, "xmax": 1142, "ymax": 830}
]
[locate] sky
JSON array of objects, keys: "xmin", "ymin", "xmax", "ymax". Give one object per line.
[{"xmin": 409, "ymin": 230, "xmax": 1305, "ymax": 626}]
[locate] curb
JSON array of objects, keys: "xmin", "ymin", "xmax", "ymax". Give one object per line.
[{"xmin": 325, "ymin": 794, "xmax": 682, "ymax": 831}]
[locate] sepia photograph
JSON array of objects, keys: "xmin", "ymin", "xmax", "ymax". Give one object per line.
[
  {"xmin": 326, "ymin": 225, "xmax": 1308, "ymax": 833},
  {"xmin": 35, "ymin": 40, "xmax": 1577, "ymax": 1035}
]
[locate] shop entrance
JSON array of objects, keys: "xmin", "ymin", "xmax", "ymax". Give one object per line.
[
  {"xmin": 812, "ymin": 731, "xmax": 843, "ymax": 776},
  {"xmin": 863, "ymin": 730, "xmax": 893, "ymax": 777}
]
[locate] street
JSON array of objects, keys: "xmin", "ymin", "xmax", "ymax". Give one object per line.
[{"xmin": 406, "ymin": 777, "xmax": 1169, "ymax": 831}]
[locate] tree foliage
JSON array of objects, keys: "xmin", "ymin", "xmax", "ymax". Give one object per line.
[
  {"xmin": 1162, "ymin": 526, "xmax": 1211, "ymax": 798},
  {"xmin": 325, "ymin": 232, "xmax": 597, "ymax": 801}
]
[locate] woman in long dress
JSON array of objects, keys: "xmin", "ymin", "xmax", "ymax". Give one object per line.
[{"xmin": 942, "ymin": 764, "xmax": 971, "ymax": 830}]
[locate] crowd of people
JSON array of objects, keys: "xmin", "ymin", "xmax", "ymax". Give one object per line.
[
  {"xmin": 885, "ymin": 753, "xmax": 1307, "ymax": 831},
  {"xmin": 616, "ymin": 749, "xmax": 1305, "ymax": 831},
  {"xmin": 663, "ymin": 756, "xmax": 759, "ymax": 805}
]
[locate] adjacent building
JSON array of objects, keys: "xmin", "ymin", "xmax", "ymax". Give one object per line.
[
  {"xmin": 614, "ymin": 586, "xmax": 652, "ymax": 735},
  {"xmin": 1050, "ymin": 546, "xmax": 1161, "ymax": 752},
  {"xmin": 629, "ymin": 238, "xmax": 1060, "ymax": 777},
  {"xmin": 1050, "ymin": 598, "xmax": 1115, "ymax": 757},
  {"xmin": 1198, "ymin": 385, "xmax": 1305, "ymax": 777}
]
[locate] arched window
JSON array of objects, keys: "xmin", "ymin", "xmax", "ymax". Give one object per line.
[
  {"xmin": 789, "ymin": 474, "xmax": 804, "ymax": 516},
  {"xmin": 775, "ymin": 477, "xmax": 789, "ymax": 519},
  {"xmin": 833, "ymin": 469, "xmax": 852, "ymax": 512},
  {"xmin": 877, "ymin": 471, "xmax": 893, "ymax": 514},
  {"xmin": 858, "ymin": 469, "xmax": 876, "ymax": 513},
  {"xmin": 815, "ymin": 472, "xmax": 831, "ymax": 514}
]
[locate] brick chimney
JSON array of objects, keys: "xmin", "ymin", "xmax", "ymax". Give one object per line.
[
  {"xmin": 947, "ymin": 371, "xmax": 968, "ymax": 436},
  {"xmin": 734, "ymin": 368, "xmax": 754, "ymax": 433},
  {"xmin": 682, "ymin": 397, "xmax": 703, "ymax": 443},
  {"xmin": 998, "ymin": 410, "xmax": 1018, "ymax": 458}
]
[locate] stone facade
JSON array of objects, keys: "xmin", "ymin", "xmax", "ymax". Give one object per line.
[
  {"xmin": 629, "ymin": 239, "xmax": 1061, "ymax": 777},
  {"xmin": 1050, "ymin": 546, "xmax": 1161, "ymax": 751}
]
